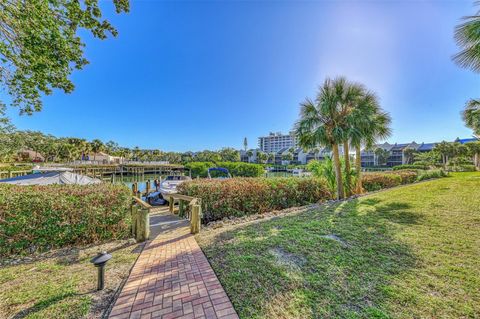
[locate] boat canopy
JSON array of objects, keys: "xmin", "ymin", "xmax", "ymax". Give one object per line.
[{"xmin": 0, "ymin": 172, "xmax": 102, "ymax": 185}]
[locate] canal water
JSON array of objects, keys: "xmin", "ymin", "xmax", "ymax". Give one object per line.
[{"xmin": 112, "ymin": 173, "xmax": 162, "ymax": 193}]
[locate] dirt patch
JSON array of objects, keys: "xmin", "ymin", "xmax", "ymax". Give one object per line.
[
  {"xmin": 320, "ymin": 234, "xmax": 350, "ymax": 248},
  {"xmin": 269, "ymin": 247, "xmax": 306, "ymax": 272}
]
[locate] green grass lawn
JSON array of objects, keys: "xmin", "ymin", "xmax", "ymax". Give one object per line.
[
  {"xmin": 0, "ymin": 240, "xmax": 141, "ymax": 319},
  {"xmin": 197, "ymin": 172, "xmax": 480, "ymax": 318}
]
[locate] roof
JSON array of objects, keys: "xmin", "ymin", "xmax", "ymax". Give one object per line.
[
  {"xmin": 417, "ymin": 143, "xmax": 436, "ymax": 151},
  {"xmin": 0, "ymin": 172, "xmax": 102, "ymax": 185},
  {"xmin": 390, "ymin": 143, "xmax": 410, "ymax": 151},
  {"xmin": 454, "ymin": 137, "xmax": 478, "ymax": 144}
]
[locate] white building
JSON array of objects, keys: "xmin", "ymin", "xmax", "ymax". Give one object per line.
[{"xmin": 258, "ymin": 132, "xmax": 297, "ymax": 153}]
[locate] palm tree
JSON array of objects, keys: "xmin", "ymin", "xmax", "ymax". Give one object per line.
[
  {"xmin": 348, "ymin": 91, "xmax": 391, "ymax": 193},
  {"xmin": 295, "ymin": 77, "xmax": 357, "ymax": 199},
  {"xmin": 246, "ymin": 150, "xmax": 254, "ymax": 162},
  {"xmin": 403, "ymin": 147, "xmax": 417, "ymax": 165},
  {"xmin": 453, "ymin": 4, "xmax": 480, "ymax": 73},
  {"xmin": 466, "ymin": 141, "xmax": 480, "ymax": 169},
  {"xmin": 90, "ymin": 139, "xmax": 104, "ymax": 161},
  {"xmin": 341, "ymin": 82, "xmax": 368, "ymax": 196},
  {"xmin": 434, "ymin": 141, "xmax": 456, "ymax": 168},
  {"xmin": 462, "ymin": 99, "xmax": 480, "ymax": 137},
  {"xmin": 375, "ymin": 147, "xmax": 390, "ymax": 166}
]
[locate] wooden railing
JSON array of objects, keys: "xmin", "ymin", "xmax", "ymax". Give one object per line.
[
  {"xmin": 130, "ymin": 192, "xmax": 202, "ymax": 242},
  {"xmin": 166, "ymin": 193, "xmax": 202, "ymax": 234},
  {"xmin": 0, "ymin": 170, "xmax": 33, "ymax": 179},
  {"xmin": 130, "ymin": 196, "xmax": 151, "ymax": 242}
]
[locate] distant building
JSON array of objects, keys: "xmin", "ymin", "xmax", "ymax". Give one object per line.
[
  {"xmin": 241, "ymin": 146, "xmax": 338, "ymax": 165},
  {"xmin": 17, "ymin": 149, "xmax": 45, "ymax": 162},
  {"xmin": 359, "ymin": 138, "xmax": 478, "ymax": 167},
  {"xmin": 258, "ymin": 132, "xmax": 297, "ymax": 153},
  {"xmin": 84, "ymin": 152, "xmax": 124, "ymax": 164}
]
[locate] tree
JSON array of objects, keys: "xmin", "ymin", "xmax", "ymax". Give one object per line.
[
  {"xmin": 246, "ymin": 150, "xmax": 254, "ymax": 162},
  {"xmin": 90, "ymin": 139, "xmax": 104, "ymax": 161},
  {"xmin": 0, "ymin": 0, "xmax": 130, "ymax": 115},
  {"xmin": 462, "ymin": 99, "xmax": 480, "ymax": 137},
  {"xmin": 465, "ymin": 141, "xmax": 480, "ymax": 169},
  {"xmin": 330, "ymin": 81, "xmax": 365, "ymax": 197},
  {"xmin": 295, "ymin": 77, "xmax": 358, "ymax": 199},
  {"xmin": 403, "ymin": 147, "xmax": 417, "ymax": 165},
  {"xmin": 0, "ymin": 103, "xmax": 14, "ymax": 133},
  {"xmin": 348, "ymin": 91, "xmax": 391, "ymax": 193},
  {"xmin": 375, "ymin": 148, "xmax": 390, "ymax": 166},
  {"xmin": 218, "ymin": 148, "xmax": 240, "ymax": 162},
  {"xmin": 434, "ymin": 141, "xmax": 467, "ymax": 168},
  {"xmin": 243, "ymin": 137, "xmax": 248, "ymax": 152},
  {"xmin": 453, "ymin": 4, "xmax": 480, "ymax": 73},
  {"xmin": 256, "ymin": 151, "xmax": 267, "ymax": 164},
  {"xmin": 268, "ymin": 152, "xmax": 276, "ymax": 164}
]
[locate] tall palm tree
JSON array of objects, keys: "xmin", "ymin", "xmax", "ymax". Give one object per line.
[
  {"xmin": 462, "ymin": 98, "xmax": 480, "ymax": 137},
  {"xmin": 90, "ymin": 139, "xmax": 104, "ymax": 161},
  {"xmin": 348, "ymin": 91, "xmax": 391, "ymax": 193},
  {"xmin": 295, "ymin": 77, "xmax": 357, "ymax": 199},
  {"xmin": 453, "ymin": 4, "xmax": 480, "ymax": 73},
  {"xmin": 340, "ymin": 82, "xmax": 367, "ymax": 196}
]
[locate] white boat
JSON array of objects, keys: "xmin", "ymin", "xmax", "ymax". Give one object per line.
[{"xmin": 158, "ymin": 175, "xmax": 191, "ymax": 198}]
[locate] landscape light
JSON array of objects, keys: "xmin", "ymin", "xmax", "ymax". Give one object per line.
[{"xmin": 90, "ymin": 251, "xmax": 112, "ymax": 291}]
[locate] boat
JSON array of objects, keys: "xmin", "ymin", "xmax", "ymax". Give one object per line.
[
  {"xmin": 158, "ymin": 175, "xmax": 192, "ymax": 198},
  {"xmin": 207, "ymin": 167, "xmax": 232, "ymax": 179}
]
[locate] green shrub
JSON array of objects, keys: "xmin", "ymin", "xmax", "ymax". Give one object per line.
[
  {"xmin": 0, "ymin": 184, "xmax": 132, "ymax": 256},
  {"xmin": 217, "ymin": 162, "xmax": 265, "ymax": 177},
  {"xmin": 393, "ymin": 164, "xmax": 428, "ymax": 171},
  {"xmin": 446, "ymin": 164, "xmax": 476, "ymax": 172},
  {"xmin": 362, "ymin": 173, "xmax": 403, "ymax": 191},
  {"xmin": 417, "ymin": 169, "xmax": 447, "ymax": 181},
  {"xmin": 185, "ymin": 161, "xmax": 265, "ymax": 178},
  {"xmin": 0, "ymin": 164, "xmax": 33, "ymax": 172},
  {"xmin": 184, "ymin": 162, "xmax": 214, "ymax": 178},
  {"xmin": 178, "ymin": 177, "xmax": 332, "ymax": 222},
  {"xmin": 387, "ymin": 170, "xmax": 419, "ymax": 184}
]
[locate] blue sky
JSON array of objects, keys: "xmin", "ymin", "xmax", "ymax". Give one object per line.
[{"xmin": 5, "ymin": 0, "xmax": 480, "ymax": 151}]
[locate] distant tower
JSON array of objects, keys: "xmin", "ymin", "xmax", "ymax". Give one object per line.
[{"xmin": 243, "ymin": 137, "xmax": 248, "ymax": 151}]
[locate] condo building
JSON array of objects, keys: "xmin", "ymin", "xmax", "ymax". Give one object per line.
[{"xmin": 258, "ymin": 132, "xmax": 297, "ymax": 153}]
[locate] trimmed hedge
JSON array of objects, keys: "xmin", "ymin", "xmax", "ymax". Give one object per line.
[
  {"xmin": 217, "ymin": 162, "xmax": 264, "ymax": 177},
  {"xmin": 389, "ymin": 170, "xmax": 419, "ymax": 184},
  {"xmin": 184, "ymin": 162, "xmax": 214, "ymax": 178},
  {"xmin": 362, "ymin": 169, "xmax": 446, "ymax": 191},
  {"xmin": 447, "ymin": 164, "xmax": 476, "ymax": 172},
  {"xmin": 178, "ymin": 177, "xmax": 332, "ymax": 223},
  {"xmin": 417, "ymin": 169, "xmax": 447, "ymax": 181},
  {"xmin": 362, "ymin": 173, "xmax": 403, "ymax": 192},
  {"xmin": 0, "ymin": 184, "xmax": 132, "ymax": 256},
  {"xmin": 393, "ymin": 164, "xmax": 428, "ymax": 171},
  {"xmin": 185, "ymin": 161, "xmax": 264, "ymax": 178}
]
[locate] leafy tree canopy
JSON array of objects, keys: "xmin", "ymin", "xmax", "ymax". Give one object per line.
[{"xmin": 0, "ymin": 0, "xmax": 129, "ymax": 115}]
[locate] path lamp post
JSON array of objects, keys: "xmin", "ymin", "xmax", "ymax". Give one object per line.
[{"xmin": 90, "ymin": 251, "xmax": 112, "ymax": 291}]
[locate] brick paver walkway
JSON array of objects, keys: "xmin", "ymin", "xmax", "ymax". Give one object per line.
[{"xmin": 109, "ymin": 211, "xmax": 239, "ymax": 319}]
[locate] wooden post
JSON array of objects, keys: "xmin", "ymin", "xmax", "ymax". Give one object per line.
[
  {"xmin": 136, "ymin": 208, "xmax": 150, "ymax": 242},
  {"xmin": 131, "ymin": 184, "xmax": 136, "ymax": 195},
  {"xmin": 136, "ymin": 190, "xmax": 141, "ymax": 198},
  {"xmin": 9, "ymin": 171, "xmax": 12, "ymax": 178},
  {"xmin": 131, "ymin": 204, "xmax": 138, "ymax": 237},
  {"xmin": 169, "ymin": 196, "xmax": 174, "ymax": 213},
  {"xmin": 146, "ymin": 180, "xmax": 150, "ymax": 195},
  {"xmin": 179, "ymin": 200, "xmax": 185, "ymax": 218},
  {"xmin": 190, "ymin": 204, "xmax": 201, "ymax": 234}
]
